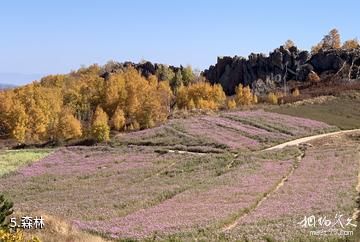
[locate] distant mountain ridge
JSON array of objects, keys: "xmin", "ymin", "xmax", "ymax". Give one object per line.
[
  {"xmin": 0, "ymin": 73, "xmax": 43, "ymax": 86},
  {"xmin": 0, "ymin": 83, "xmax": 16, "ymax": 90}
]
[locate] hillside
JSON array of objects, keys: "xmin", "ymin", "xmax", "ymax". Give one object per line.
[
  {"xmin": 0, "ymin": 108, "xmax": 359, "ymax": 241},
  {"xmin": 1, "ymin": 28, "xmax": 360, "ymax": 242},
  {"xmin": 264, "ymin": 91, "xmax": 360, "ymax": 130}
]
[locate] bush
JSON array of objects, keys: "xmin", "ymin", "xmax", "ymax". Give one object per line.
[
  {"xmin": 226, "ymin": 99, "xmax": 237, "ymax": 109},
  {"xmin": 0, "ymin": 194, "xmax": 13, "ymax": 229},
  {"xmin": 235, "ymin": 84, "xmax": 256, "ymax": 105},
  {"xmin": 253, "ymin": 94, "xmax": 258, "ymax": 104},
  {"xmin": 267, "ymin": 92, "xmax": 278, "ymax": 105},
  {"xmin": 187, "ymin": 99, "xmax": 196, "ymax": 110},
  {"xmin": 0, "ymin": 230, "xmax": 41, "ymax": 242},
  {"xmin": 292, "ymin": 88, "xmax": 300, "ymax": 97},
  {"xmin": 307, "ymin": 71, "xmax": 320, "ymax": 83}
]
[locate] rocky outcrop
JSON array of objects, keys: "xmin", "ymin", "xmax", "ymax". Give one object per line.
[
  {"xmin": 203, "ymin": 47, "xmax": 360, "ymax": 95},
  {"xmin": 100, "ymin": 61, "xmax": 181, "ymax": 80}
]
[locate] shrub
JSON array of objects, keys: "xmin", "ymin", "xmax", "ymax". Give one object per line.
[
  {"xmin": 253, "ymin": 94, "xmax": 258, "ymax": 104},
  {"xmin": 292, "ymin": 88, "xmax": 300, "ymax": 97},
  {"xmin": 0, "ymin": 230, "xmax": 41, "ymax": 242},
  {"xmin": 128, "ymin": 120, "xmax": 140, "ymax": 131},
  {"xmin": 235, "ymin": 84, "xmax": 256, "ymax": 105},
  {"xmin": 197, "ymin": 99, "xmax": 217, "ymax": 111},
  {"xmin": 267, "ymin": 92, "xmax": 278, "ymax": 105},
  {"xmin": 307, "ymin": 71, "xmax": 321, "ymax": 83},
  {"xmin": 0, "ymin": 194, "xmax": 13, "ymax": 229},
  {"xmin": 187, "ymin": 99, "xmax": 196, "ymax": 110},
  {"xmin": 226, "ymin": 99, "xmax": 237, "ymax": 109}
]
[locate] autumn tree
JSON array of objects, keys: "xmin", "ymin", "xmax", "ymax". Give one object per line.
[
  {"xmin": 312, "ymin": 28, "xmax": 341, "ymax": 53},
  {"xmin": 111, "ymin": 106, "xmax": 126, "ymax": 131},
  {"xmin": 284, "ymin": 39, "xmax": 295, "ymax": 49},
  {"xmin": 157, "ymin": 80, "xmax": 174, "ymax": 113},
  {"xmin": 155, "ymin": 65, "xmax": 175, "ymax": 82},
  {"xmin": 226, "ymin": 99, "xmax": 237, "ymax": 109},
  {"xmin": 104, "ymin": 73, "xmax": 127, "ymax": 117},
  {"xmin": 9, "ymin": 102, "xmax": 28, "ymax": 143},
  {"xmin": 0, "ymin": 61, "xmax": 225, "ymax": 144},
  {"xmin": 171, "ymin": 69, "xmax": 183, "ymax": 91},
  {"xmin": 342, "ymin": 38, "xmax": 360, "ymax": 50},
  {"xmin": 323, "ymin": 28, "xmax": 341, "ymax": 49},
  {"xmin": 56, "ymin": 109, "xmax": 82, "ymax": 140},
  {"xmin": 138, "ymin": 76, "xmax": 164, "ymax": 128},
  {"xmin": 235, "ymin": 84, "xmax": 256, "ymax": 105},
  {"xmin": 175, "ymin": 81, "xmax": 226, "ymax": 111},
  {"xmin": 311, "ymin": 42, "xmax": 323, "ymax": 54},
  {"xmin": 0, "ymin": 91, "xmax": 15, "ymax": 135},
  {"xmin": 181, "ymin": 65, "xmax": 195, "ymax": 86},
  {"xmin": 267, "ymin": 92, "xmax": 278, "ymax": 105},
  {"xmin": 91, "ymin": 106, "xmax": 110, "ymax": 142},
  {"xmin": 175, "ymin": 84, "xmax": 189, "ymax": 110}
]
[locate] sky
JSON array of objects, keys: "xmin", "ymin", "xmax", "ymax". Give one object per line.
[{"xmin": 1, "ymin": 0, "xmax": 360, "ymax": 85}]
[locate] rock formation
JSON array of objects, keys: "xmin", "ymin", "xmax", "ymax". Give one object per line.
[
  {"xmin": 203, "ymin": 47, "xmax": 360, "ymax": 95},
  {"xmin": 100, "ymin": 61, "xmax": 181, "ymax": 80}
]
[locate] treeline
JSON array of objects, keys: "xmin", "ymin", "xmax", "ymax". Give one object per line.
[
  {"xmin": 311, "ymin": 28, "xmax": 359, "ymax": 53},
  {"xmin": 0, "ymin": 64, "xmax": 261, "ymax": 144},
  {"xmin": 6, "ymin": 28, "xmax": 355, "ymax": 144},
  {"xmin": 0, "ymin": 65, "xmax": 175, "ymax": 143}
]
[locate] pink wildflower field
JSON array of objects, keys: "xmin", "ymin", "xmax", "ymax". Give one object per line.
[{"xmin": 0, "ymin": 110, "xmax": 358, "ymax": 241}]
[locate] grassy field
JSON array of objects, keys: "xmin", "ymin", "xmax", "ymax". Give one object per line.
[
  {"xmin": 268, "ymin": 92, "xmax": 360, "ymax": 130},
  {"xmin": 1, "ymin": 108, "xmax": 359, "ymax": 241},
  {"xmin": 116, "ymin": 109, "xmax": 337, "ymax": 152},
  {"xmin": 0, "ymin": 149, "xmax": 52, "ymax": 177}
]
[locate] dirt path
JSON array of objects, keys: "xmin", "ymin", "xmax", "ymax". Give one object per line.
[
  {"xmin": 265, "ymin": 129, "xmax": 360, "ymax": 151},
  {"xmin": 167, "ymin": 149, "xmax": 207, "ymax": 155},
  {"xmin": 221, "ymin": 129, "xmax": 360, "ymax": 232},
  {"xmin": 221, "ymin": 152, "xmax": 304, "ymax": 232}
]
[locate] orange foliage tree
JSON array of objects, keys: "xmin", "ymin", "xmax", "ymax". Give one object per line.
[
  {"xmin": 235, "ymin": 84, "xmax": 257, "ymax": 106},
  {"xmin": 176, "ymin": 81, "xmax": 226, "ymax": 111}
]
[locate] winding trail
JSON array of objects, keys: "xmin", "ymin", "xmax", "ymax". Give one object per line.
[
  {"xmin": 221, "ymin": 152, "xmax": 304, "ymax": 232},
  {"xmin": 265, "ymin": 129, "xmax": 360, "ymax": 151},
  {"xmin": 221, "ymin": 128, "xmax": 360, "ymax": 233}
]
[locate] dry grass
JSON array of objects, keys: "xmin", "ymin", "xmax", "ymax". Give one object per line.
[{"xmin": 20, "ymin": 213, "xmax": 108, "ymax": 242}]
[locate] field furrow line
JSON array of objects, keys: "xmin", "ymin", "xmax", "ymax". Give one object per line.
[{"xmin": 221, "ymin": 150, "xmax": 304, "ymax": 232}]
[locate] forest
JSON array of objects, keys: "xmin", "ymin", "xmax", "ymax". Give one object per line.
[
  {"xmin": 0, "ymin": 28, "xmax": 358, "ymax": 144},
  {"xmin": 0, "ymin": 64, "xmax": 237, "ymax": 144}
]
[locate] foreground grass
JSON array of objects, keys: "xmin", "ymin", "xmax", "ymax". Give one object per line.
[{"xmin": 0, "ymin": 149, "xmax": 52, "ymax": 177}]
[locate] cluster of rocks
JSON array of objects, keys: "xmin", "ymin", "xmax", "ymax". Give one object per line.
[
  {"xmin": 100, "ymin": 61, "xmax": 181, "ymax": 80},
  {"xmin": 203, "ymin": 46, "xmax": 360, "ymax": 95}
]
